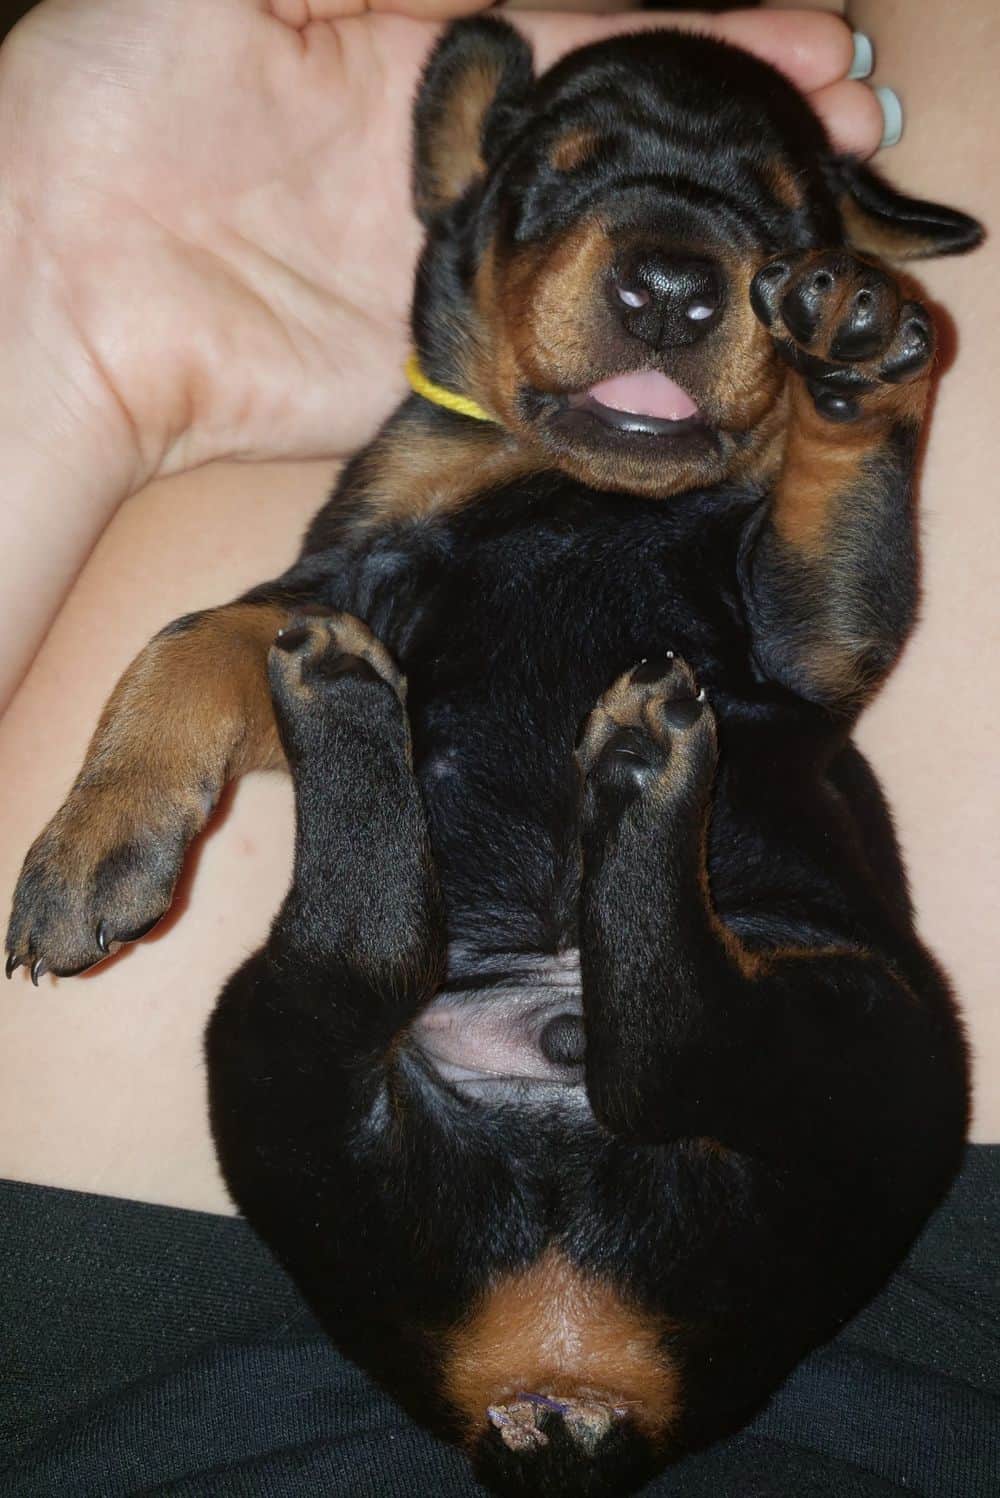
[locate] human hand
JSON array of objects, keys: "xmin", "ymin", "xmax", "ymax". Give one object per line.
[{"xmin": 0, "ymin": 1, "xmax": 883, "ymax": 487}]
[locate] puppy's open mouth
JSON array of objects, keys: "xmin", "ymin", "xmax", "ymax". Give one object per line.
[
  {"xmin": 553, "ymin": 369, "xmax": 711, "ymax": 445},
  {"xmin": 571, "ymin": 370, "xmax": 700, "ymax": 434}
]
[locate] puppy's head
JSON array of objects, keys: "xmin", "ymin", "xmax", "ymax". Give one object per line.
[{"xmin": 411, "ymin": 19, "xmax": 981, "ymax": 498}]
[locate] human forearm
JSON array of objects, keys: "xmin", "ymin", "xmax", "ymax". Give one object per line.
[{"xmin": 0, "ymin": 218, "xmax": 143, "ymax": 709}]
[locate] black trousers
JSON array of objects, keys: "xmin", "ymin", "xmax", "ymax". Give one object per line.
[{"xmin": 2, "ymin": 1148, "xmax": 998, "ymax": 1497}]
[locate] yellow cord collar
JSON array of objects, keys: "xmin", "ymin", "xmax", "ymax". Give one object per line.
[{"xmin": 405, "ymin": 353, "xmax": 495, "ymax": 424}]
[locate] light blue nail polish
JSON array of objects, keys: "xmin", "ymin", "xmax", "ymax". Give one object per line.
[
  {"xmin": 875, "ymin": 86, "xmax": 904, "ymax": 148},
  {"xmin": 848, "ymin": 32, "xmax": 874, "ymax": 82}
]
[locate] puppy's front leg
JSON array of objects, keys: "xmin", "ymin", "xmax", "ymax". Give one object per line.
[
  {"xmin": 6, "ymin": 598, "xmax": 297, "ymax": 978},
  {"xmin": 744, "ymin": 251, "xmax": 936, "ymax": 714}
]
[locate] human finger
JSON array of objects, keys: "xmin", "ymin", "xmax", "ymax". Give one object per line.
[
  {"xmin": 515, "ymin": 8, "xmax": 856, "ymax": 94},
  {"xmin": 808, "ymin": 78, "xmax": 886, "ymax": 157}
]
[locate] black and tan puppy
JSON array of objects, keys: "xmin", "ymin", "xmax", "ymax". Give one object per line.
[{"xmin": 7, "ymin": 19, "xmax": 983, "ymax": 1496}]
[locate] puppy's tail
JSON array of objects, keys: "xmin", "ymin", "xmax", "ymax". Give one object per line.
[
  {"xmin": 443, "ymin": 1248, "xmax": 680, "ymax": 1496},
  {"xmin": 472, "ymin": 1392, "xmax": 662, "ymax": 1498}
]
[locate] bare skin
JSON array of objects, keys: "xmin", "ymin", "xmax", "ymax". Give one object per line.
[
  {"xmin": 0, "ymin": 2, "xmax": 994, "ymax": 1218},
  {"xmin": 845, "ymin": 0, "xmax": 1000, "ymax": 1139}
]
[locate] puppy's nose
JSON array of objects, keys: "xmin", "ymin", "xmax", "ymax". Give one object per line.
[{"xmin": 613, "ymin": 255, "xmax": 724, "ymax": 347}]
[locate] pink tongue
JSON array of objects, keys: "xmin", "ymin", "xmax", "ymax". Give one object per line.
[{"xmin": 587, "ymin": 371, "xmax": 698, "ymax": 422}]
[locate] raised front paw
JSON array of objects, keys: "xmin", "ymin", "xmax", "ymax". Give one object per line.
[
  {"xmin": 6, "ymin": 785, "xmax": 204, "ymax": 981},
  {"xmin": 576, "ymin": 654, "xmax": 717, "ymax": 807},
  {"xmin": 750, "ymin": 251, "xmax": 935, "ymax": 421}
]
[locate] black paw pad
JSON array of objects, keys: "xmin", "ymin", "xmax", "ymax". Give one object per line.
[
  {"xmin": 659, "ymin": 695, "xmax": 705, "ymax": 731},
  {"xmin": 749, "ymin": 259, "xmax": 791, "ymax": 326},
  {"xmin": 882, "ymin": 307, "xmax": 934, "ymax": 383},
  {"xmin": 590, "ymin": 728, "xmax": 662, "ymax": 800},
  {"xmin": 274, "ymin": 624, "xmax": 312, "ymax": 654},
  {"xmin": 828, "ymin": 279, "xmax": 895, "ymax": 361},
  {"xmin": 807, "ymin": 381, "xmax": 861, "ymax": 423},
  {"xmin": 600, "ymin": 727, "xmax": 658, "ymax": 771}
]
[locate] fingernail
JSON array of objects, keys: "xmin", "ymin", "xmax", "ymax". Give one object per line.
[
  {"xmin": 848, "ymin": 32, "xmax": 875, "ymax": 81},
  {"xmin": 875, "ymin": 86, "xmax": 904, "ymax": 148}
]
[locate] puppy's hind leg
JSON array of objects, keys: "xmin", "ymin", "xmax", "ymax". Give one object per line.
[
  {"xmin": 206, "ymin": 612, "xmax": 446, "ymax": 1242},
  {"xmin": 575, "ymin": 655, "xmax": 722, "ymax": 1143},
  {"xmin": 575, "ymin": 658, "xmax": 964, "ymax": 1194}
]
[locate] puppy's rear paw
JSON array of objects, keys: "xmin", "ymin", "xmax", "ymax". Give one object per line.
[
  {"xmin": 268, "ymin": 612, "xmax": 406, "ymax": 758},
  {"xmin": 270, "ymin": 611, "xmax": 403, "ymax": 701},
  {"xmin": 576, "ymin": 654, "xmax": 716, "ymax": 803}
]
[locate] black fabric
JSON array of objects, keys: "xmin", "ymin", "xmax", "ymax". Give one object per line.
[{"xmin": 1, "ymin": 1148, "xmax": 998, "ymax": 1496}]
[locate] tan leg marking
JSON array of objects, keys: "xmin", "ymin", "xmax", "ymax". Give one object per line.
[
  {"xmin": 350, "ymin": 418, "xmax": 540, "ymax": 532},
  {"xmin": 7, "ymin": 601, "xmax": 289, "ymax": 975}
]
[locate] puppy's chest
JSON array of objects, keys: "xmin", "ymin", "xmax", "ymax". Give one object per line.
[
  {"xmin": 352, "ymin": 484, "xmax": 751, "ymax": 723},
  {"xmin": 339, "ymin": 486, "xmax": 751, "ymax": 940}
]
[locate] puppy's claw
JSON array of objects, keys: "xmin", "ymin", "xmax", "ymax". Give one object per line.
[
  {"xmin": 30, "ymin": 957, "xmax": 49, "ymax": 987},
  {"xmin": 96, "ymin": 920, "xmax": 111, "ymax": 955},
  {"xmin": 5, "ymin": 951, "xmax": 21, "ymax": 980}
]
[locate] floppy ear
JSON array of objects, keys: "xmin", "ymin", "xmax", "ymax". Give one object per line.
[
  {"xmin": 413, "ymin": 17, "xmax": 534, "ymax": 225},
  {"xmin": 827, "ymin": 157, "xmax": 984, "ymax": 262}
]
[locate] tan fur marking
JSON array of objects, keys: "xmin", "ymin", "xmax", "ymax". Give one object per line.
[
  {"xmin": 764, "ymin": 376, "xmax": 930, "ymax": 706},
  {"xmin": 772, "ymin": 398, "xmax": 872, "ymax": 556},
  {"xmin": 474, "ymin": 227, "xmax": 789, "ymax": 499},
  {"xmin": 762, "ymin": 159, "xmax": 805, "ymax": 213},
  {"xmin": 550, "ymin": 128, "xmax": 601, "ymax": 173},
  {"xmin": 85, "ymin": 602, "xmax": 289, "ymax": 792},
  {"xmin": 579, "ymin": 667, "xmax": 702, "ymax": 771},
  {"xmin": 355, "ymin": 421, "xmax": 541, "ymax": 530},
  {"xmin": 499, "ymin": 219, "xmax": 615, "ymax": 395},
  {"xmin": 74, "ymin": 600, "xmax": 287, "ymax": 861},
  {"xmin": 444, "ymin": 1248, "xmax": 681, "ymax": 1446},
  {"xmin": 696, "ymin": 824, "xmax": 880, "ymax": 980},
  {"xmin": 690, "ymin": 1136, "xmax": 732, "ymax": 1162},
  {"xmin": 707, "ymin": 848, "xmax": 881, "ymax": 979},
  {"xmin": 53, "ymin": 601, "xmax": 289, "ymax": 885},
  {"xmin": 773, "ymin": 378, "xmax": 929, "ymax": 556},
  {"xmin": 7, "ymin": 601, "xmax": 291, "ymax": 970},
  {"xmin": 419, "ymin": 60, "xmax": 506, "ymax": 216},
  {"xmin": 710, "ymin": 256, "xmax": 787, "ymax": 458},
  {"xmin": 273, "ymin": 611, "xmax": 406, "ymax": 706},
  {"xmin": 799, "ymin": 641, "xmax": 874, "ymax": 707},
  {"xmin": 840, "ymin": 197, "xmax": 945, "ymax": 264}
]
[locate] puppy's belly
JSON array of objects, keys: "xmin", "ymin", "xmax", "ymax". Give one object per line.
[{"xmin": 410, "ymin": 946, "xmax": 586, "ymax": 1091}]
